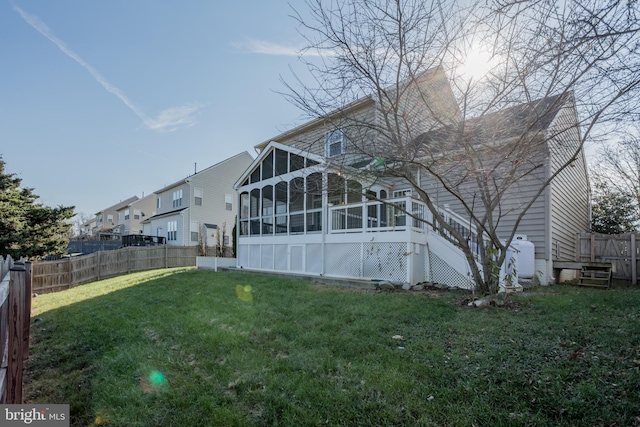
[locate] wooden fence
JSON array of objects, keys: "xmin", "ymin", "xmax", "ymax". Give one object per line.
[
  {"xmin": 0, "ymin": 256, "xmax": 32, "ymax": 404},
  {"xmin": 576, "ymin": 232, "xmax": 639, "ymax": 285},
  {"xmin": 31, "ymin": 245, "xmax": 201, "ymax": 294}
]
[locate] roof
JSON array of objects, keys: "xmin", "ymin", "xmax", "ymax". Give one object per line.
[
  {"xmin": 95, "ymin": 196, "xmax": 139, "ymax": 215},
  {"xmin": 142, "ymin": 207, "xmax": 188, "ymax": 222},
  {"xmin": 413, "ymin": 92, "xmax": 571, "ymax": 151},
  {"xmin": 254, "ymin": 66, "xmax": 457, "ymax": 152},
  {"xmin": 153, "ymin": 151, "xmax": 254, "ymax": 194}
]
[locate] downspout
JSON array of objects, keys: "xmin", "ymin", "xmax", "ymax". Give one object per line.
[
  {"xmin": 544, "ymin": 152, "xmax": 554, "ymax": 283},
  {"xmin": 321, "ymin": 170, "xmax": 327, "ymax": 276}
]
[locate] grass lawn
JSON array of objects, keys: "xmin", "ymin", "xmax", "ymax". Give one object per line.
[{"xmin": 25, "ymin": 268, "xmax": 640, "ymax": 426}]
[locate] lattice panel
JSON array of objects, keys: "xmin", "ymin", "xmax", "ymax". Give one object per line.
[
  {"xmin": 290, "ymin": 246, "xmax": 304, "ymax": 271},
  {"xmin": 306, "ymin": 244, "xmax": 322, "ymax": 274},
  {"xmin": 325, "ymin": 243, "xmax": 362, "ymax": 277},
  {"xmin": 429, "ymin": 252, "xmax": 474, "ymax": 289},
  {"xmin": 363, "ymin": 242, "xmax": 407, "ymax": 282},
  {"xmin": 261, "ymin": 245, "xmax": 274, "ymax": 270},
  {"xmin": 249, "ymin": 244, "xmax": 261, "ymax": 269},
  {"xmin": 274, "ymin": 245, "xmax": 288, "ymax": 271},
  {"xmin": 237, "ymin": 245, "xmax": 249, "ymax": 268}
]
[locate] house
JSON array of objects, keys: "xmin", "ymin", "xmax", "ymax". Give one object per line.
[
  {"xmin": 142, "ymin": 152, "xmax": 254, "ymax": 249},
  {"xmin": 79, "ymin": 217, "xmax": 98, "ymax": 237},
  {"xmin": 95, "ymin": 196, "xmax": 139, "ymax": 238},
  {"xmin": 233, "ymin": 67, "xmax": 590, "ymax": 286},
  {"xmin": 114, "ymin": 193, "xmax": 157, "ymax": 236}
]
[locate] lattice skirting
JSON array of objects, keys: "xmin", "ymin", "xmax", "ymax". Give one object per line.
[
  {"xmin": 238, "ymin": 242, "xmax": 411, "ymax": 282},
  {"xmin": 428, "ymin": 251, "xmax": 474, "ymax": 289},
  {"xmin": 238, "ymin": 242, "xmax": 474, "ymax": 288}
]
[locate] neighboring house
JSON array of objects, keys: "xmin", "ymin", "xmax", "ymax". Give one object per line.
[
  {"xmin": 115, "ymin": 193, "xmax": 157, "ymax": 235},
  {"xmin": 142, "ymin": 152, "xmax": 254, "ymax": 248},
  {"xmin": 233, "ymin": 67, "xmax": 589, "ymax": 286},
  {"xmin": 95, "ymin": 196, "xmax": 139, "ymax": 236},
  {"xmin": 79, "ymin": 217, "xmax": 98, "ymax": 237}
]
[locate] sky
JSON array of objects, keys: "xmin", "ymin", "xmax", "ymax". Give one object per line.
[{"xmin": 0, "ymin": 1, "xmax": 314, "ymax": 217}]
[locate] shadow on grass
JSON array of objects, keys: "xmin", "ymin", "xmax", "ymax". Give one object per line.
[{"xmin": 23, "ymin": 270, "xmax": 640, "ymax": 427}]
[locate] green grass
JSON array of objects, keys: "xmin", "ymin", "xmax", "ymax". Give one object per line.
[{"xmin": 25, "ymin": 268, "xmax": 640, "ymax": 426}]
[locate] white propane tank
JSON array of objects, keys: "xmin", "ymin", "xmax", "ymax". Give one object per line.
[{"xmin": 511, "ymin": 234, "xmax": 535, "ymax": 279}]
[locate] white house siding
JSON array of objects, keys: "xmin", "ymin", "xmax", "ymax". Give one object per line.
[
  {"xmin": 155, "ymin": 182, "xmax": 190, "ymax": 217},
  {"xmin": 547, "ymin": 102, "xmax": 590, "ymax": 261},
  {"xmin": 188, "ymin": 152, "xmax": 253, "ymax": 247}
]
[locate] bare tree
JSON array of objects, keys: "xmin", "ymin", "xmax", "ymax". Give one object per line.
[
  {"xmin": 592, "ymin": 125, "xmax": 640, "ymax": 218},
  {"xmin": 284, "ymin": 0, "xmax": 640, "ymax": 294},
  {"xmin": 215, "ymin": 222, "xmax": 228, "ymax": 258}
]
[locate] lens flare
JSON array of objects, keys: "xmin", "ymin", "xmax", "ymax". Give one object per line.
[
  {"xmin": 236, "ymin": 284, "xmax": 253, "ymax": 302},
  {"xmin": 141, "ymin": 369, "xmax": 168, "ymax": 393}
]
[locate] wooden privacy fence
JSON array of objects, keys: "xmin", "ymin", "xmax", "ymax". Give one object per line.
[
  {"xmin": 32, "ymin": 245, "xmax": 200, "ymax": 294},
  {"xmin": 0, "ymin": 256, "xmax": 32, "ymax": 404},
  {"xmin": 576, "ymin": 232, "xmax": 639, "ymax": 285}
]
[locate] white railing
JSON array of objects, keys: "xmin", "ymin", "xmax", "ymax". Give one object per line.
[
  {"xmin": 328, "ymin": 196, "xmax": 428, "ymax": 234},
  {"xmin": 437, "ymin": 205, "xmax": 482, "ymax": 259},
  {"xmin": 328, "ymin": 197, "xmax": 483, "ymax": 259}
]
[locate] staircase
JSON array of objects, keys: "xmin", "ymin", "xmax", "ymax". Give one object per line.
[{"xmin": 578, "ymin": 262, "xmax": 612, "ymax": 288}]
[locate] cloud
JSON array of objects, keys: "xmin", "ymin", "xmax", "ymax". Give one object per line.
[
  {"xmin": 143, "ymin": 103, "xmax": 204, "ymax": 133},
  {"xmin": 232, "ymin": 38, "xmax": 307, "ymax": 56},
  {"xmin": 14, "ymin": 5, "xmax": 202, "ymax": 132}
]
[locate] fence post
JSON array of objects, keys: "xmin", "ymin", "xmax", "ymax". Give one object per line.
[
  {"xmin": 22, "ymin": 262, "xmax": 32, "ymax": 361},
  {"xmin": 8, "ymin": 266, "xmax": 26, "ymax": 404},
  {"xmin": 631, "ymin": 234, "xmax": 637, "ymax": 286},
  {"xmin": 590, "ymin": 234, "xmax": 596, "ymax": 262},
  {"xmin": 97, "ymin": 252, "xmax": 101, "ymax": 281}
]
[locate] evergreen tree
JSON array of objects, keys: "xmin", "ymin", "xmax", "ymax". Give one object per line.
[
  {"xmin": 591, "ymin": 180, "xmax": 638, "ymax": 235},
  {"xmin": 0, "ymin": 158, "xmax": 75, "ymax": 258}
]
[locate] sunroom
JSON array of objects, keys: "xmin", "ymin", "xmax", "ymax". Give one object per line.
[{"xmin": 234, "ymin": 141, "xmax": 474, "ymax": 287}]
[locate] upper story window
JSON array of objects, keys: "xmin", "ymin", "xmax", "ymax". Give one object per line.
[
  {"xmin": 173, "ymin": 189, "xmax": 183, "ymax": 208},
  {"xmin": 157, "ymin": 197, "xmax": 161, "ymax": 209},
  {"xmin": 124, "ymin": 209, "xmax": 130, "ymax": 221},
  {"xmin": 225, "ymin": 194, "xmax": 233, "ymax": 211},
  {"xmin": 107, "ymin": 214, "xmax": 114, "ymax": 224},
  {"xmin": 133, "ymin": 209, "xmax": 141, "ymax": 220},
  {"xmin": 325, "ymin": 129, "xmax": 346, "ymax": 158},
  {"xmin": 194, "ymin": 188, "xmax": 203, "ymax": 206}
]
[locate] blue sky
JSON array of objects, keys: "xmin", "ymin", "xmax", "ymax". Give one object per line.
[{"xmin": 0, "ymin": 1, "xmax": 313, "ymax": 217}]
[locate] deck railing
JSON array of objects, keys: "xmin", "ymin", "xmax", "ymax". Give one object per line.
[
  {"xmin": 329, "ymin": 197, "xmax": 482, "ymax": 258},
  {"xmin": 329, "ymin": 196, "xmax": 428, "ymax": 234}
]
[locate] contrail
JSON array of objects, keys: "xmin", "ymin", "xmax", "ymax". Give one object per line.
[{"xmin": 14, "ymin": 6, "xmax": 201, "ymax": 132}]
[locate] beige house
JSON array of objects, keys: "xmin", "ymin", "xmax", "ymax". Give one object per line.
[
  {"xmin": 95, "ymin": 196, "xmax": 139, "ymax": 236},
  {"xmin": 234, "ymin": 67, "xmax": 590, "ymax": 286},
  {"xmin": 143, "ymin": 152, "xmax": 254, "ymax": 248},
  {"xmin": 114, "ymin": 193, "xmax": 157, "ymax": 236}
]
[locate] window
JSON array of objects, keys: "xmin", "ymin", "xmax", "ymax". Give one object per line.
[
  {"xmin": 107, "ymin": 214, "xmax": 114, "ymax": 224},
  {"xmin": 157, "ymin": 197, "xmax": 161, "ymax": 209},
  {"xmin": 262, "ymin": 151, "xmax": 274, "ymax": 180},
  {"xmin": 133, "ymin": 209, "xmax": 141, "ymax": 220},
  {"xmin": 225, "ymin": 194, "xmax": 233, "ymax": 211},
  {"xmin": 194, "ymin": 188, "xmax": 203, "ymax": 206},
  {"xmin": 190, "ymin": 221, "xmax": 199, "ymax": 242},
  {"xmin": 172, "ymin": 189, "xmax": 183, "ymax": 208},
  {"xmin": 392, "ymin": 189, "xmax": 412, "ymax": 198},
  {"xmin": 275, "ymin": 149, "xmax": 288, "ymax": 175},
  {"xmin": 262, "ymin": 185, "xmax": 273, "ymax": 235},
  {"xmin": 167, "ymin": 221, "xmax": 178, "ymax": 241},
  {"xmin": 325, "ymin": 129, "xmax": 346, "ymax": 157},
  {"xmin": 124, "ymin": 209, "xmax": 130, "ymax": 221}
]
